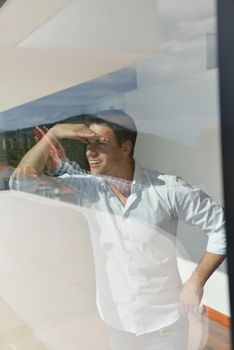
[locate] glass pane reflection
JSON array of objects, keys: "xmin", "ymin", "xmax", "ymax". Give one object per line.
[{"xmin": 0, "ymin": 1, "xmax": 230, "ymax": 350}]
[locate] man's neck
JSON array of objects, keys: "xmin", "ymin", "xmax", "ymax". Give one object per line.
[{"xmin": 107, "ymin": 160, "xmax": 135, "ymax": 199}]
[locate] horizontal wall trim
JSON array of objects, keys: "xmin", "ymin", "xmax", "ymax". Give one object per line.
[{"xmin": 205, "ymin": 305, "xmax": 231, "ymax": 328}]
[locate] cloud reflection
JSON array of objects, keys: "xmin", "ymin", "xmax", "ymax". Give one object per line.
[
  {"xmin": 159, "ymin": 0, "xmax": 216, "ymax": 47},
  {"xmin": 0, "ymin": 67, "xmax": 137, "ymax": 131}
]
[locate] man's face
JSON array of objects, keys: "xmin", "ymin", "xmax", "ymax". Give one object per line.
[{"xmin": 86, "ymin": 123, "xmax": 128, "ymax": 177}]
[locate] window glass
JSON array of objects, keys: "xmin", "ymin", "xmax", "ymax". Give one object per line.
[{"xmin": 0, "ymin": 1, "xmax": 230, "ymax": 349}]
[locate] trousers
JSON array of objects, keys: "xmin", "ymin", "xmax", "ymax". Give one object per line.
[{"xmin": 106, "ymin": 316, "xmax": 188, "ymax": 350}]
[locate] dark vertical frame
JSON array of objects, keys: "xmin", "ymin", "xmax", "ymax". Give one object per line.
[{"xmin": 217, "ymin": 0, "xmax": 234, "ymax": 345}]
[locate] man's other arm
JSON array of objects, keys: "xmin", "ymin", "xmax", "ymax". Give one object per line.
[
  {"xmin": 179, "ymin": 251, "xmax": 225, "ymax": 314},
  {"xmin": 167, "ymin": 176, "xmax": 226, "ymax": 314},
  {"xmin": 12, "ymin": 124, "xmax": 107, "ymax": 177}
]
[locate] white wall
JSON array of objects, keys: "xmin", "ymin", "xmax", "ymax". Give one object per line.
[{"xmin": 0, "ymin": 190, "xmax": 110, "ymax": 348}]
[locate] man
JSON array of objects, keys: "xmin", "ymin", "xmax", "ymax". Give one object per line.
[{"xmin": 10, "ymin": 109, "xmax": 226, "ymax": 350}]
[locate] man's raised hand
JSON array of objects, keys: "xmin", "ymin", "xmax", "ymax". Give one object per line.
[{"xmin": 48, "ymin": 124, "xmax": 109, "ymax": 144}]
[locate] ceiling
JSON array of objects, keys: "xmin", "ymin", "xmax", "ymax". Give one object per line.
[
  {"xmin": 0, "ymin": 0, "xmax": 71, "ymax": 47},
  {"xmin": 0, "ymin": 0, "xmax": 159, "ymax": 112}
]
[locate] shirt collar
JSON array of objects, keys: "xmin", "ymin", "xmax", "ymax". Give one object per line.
[
  {"xmin": 97, "ymin": 162, "xmax": 143, "ymax": 195},
  {"xmin": 99, "ymin": 180, "xmax": 108, "ymax": 194},
  {"xmin": 131, "ymin": 162, "xmax": 143, "ymax": 194}
]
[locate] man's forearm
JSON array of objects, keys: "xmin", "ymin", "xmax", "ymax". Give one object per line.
[
  {"xmin": 188, "ymin": 251, "xmax": 226, "ymax": 287},
  {"xmin": 180, "ymin": 252, "xmax": 226, "ymax": 314},
  {"xmin": 14, "ymin": 123, "xmax": 107, "ymax": 177},
  {"xmin": 17, "ymin": 131, "xmax": 57, "ymax": 176}
]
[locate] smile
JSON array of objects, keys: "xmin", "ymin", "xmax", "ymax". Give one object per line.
[{"xmin": 89, "ymin": 160, "xmax": 101, "ymax": 165}]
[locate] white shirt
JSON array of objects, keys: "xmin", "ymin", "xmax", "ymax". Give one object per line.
[{"xmin": 10, "ymin": 164, "xmax": 226, "ymax": 335}]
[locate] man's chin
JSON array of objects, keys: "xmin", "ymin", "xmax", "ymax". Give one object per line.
[{"xmin": 90, "ymin": 167, "xmax": 103, "ymax": 175}]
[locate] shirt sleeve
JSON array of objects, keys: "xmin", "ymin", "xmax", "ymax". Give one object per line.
[
  {"xmin": 44, "ymin": 159, "xmax": 82, "ymax": 176},
  {"xmin": 9, "ymin": 171, "xmax": 40, "ymax": 194},
  {"xmin": 9, "ymin": 167, "xmax": 97, "ymax": 207},
  {"xmin": 9, "ymin": 159, "xmax": 85, "ymax": 195},
  {"xmin": 9, "ymin": 171, "xmax": 70, "ymax": 198},
  {"xmin": 167, "ymin": 176, "xmax": 226, "ymax": 255}
]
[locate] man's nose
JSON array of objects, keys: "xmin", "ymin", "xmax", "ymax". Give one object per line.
[{"xmin": 86, "ymin": 143, "xmax": 98, "ymax": 156}]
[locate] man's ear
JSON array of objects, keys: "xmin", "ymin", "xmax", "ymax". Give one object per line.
[{"xmin": 121, "ymin": 140, "xmax": 132, "ymax": 158}]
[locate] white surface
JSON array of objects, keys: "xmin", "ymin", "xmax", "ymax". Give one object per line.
[
  {"xmin": 0, "ymin": 0, "xmax": 71, "ymax": 46},
  {"xmin": 0, "ymin": 191, "xmax": 96, "ymax": 319},
  {"xmin": 0, "ymin": 0, "xmax": 159, "ymax": 112},
  {"xmin": 29, "ymin": 310, "xmax": 109, "ymax": 350},
  {"xmin": 0, "ymin": 190, "xmax": 108, "ymax": 348},
  {"xmin": 18, "ymin": 0, "xmax": 159, "ymax": 53},
  {"xmin": 0, "ymin": 47, "xmax": 148, "ymax": 112}
]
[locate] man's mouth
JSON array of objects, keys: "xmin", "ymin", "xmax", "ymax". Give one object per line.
[{"xmin": 89, "ymin": 160, "xmax": 102, "ymax": 167}]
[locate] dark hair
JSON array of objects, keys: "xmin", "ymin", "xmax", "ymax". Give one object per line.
[{"xmin": 84, "ymin": 109, "xmax": 137, "ymax": 158}]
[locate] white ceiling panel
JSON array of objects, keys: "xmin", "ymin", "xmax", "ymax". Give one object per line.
[
  {"xmin": 0, "ymin": 47, "xmax": 149, "ymax": 112},
  {"xmin": 17, "ymin": 0, "xmax": 159, "ymax": 53},
  {"xmin": 0, "ymin": 0, "xmax": 71, "ymax": 46},
  {"xmin": 0, "ymin": 0, "xmax": 158, "ymax": 112}
]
